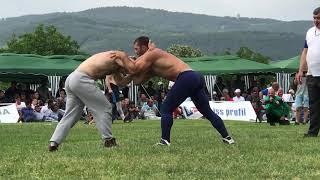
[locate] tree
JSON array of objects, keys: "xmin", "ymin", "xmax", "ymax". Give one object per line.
[
  {"xmin": 4, "ymin": 24, "xmax": 80, "ymax": 55},
  {"xmin": 167, "ymin": 44, "xmax": 203, "ymax": 58},
  {"xmin": 236, "ymin": 46, "xmax": 271, "ymax": 64}
]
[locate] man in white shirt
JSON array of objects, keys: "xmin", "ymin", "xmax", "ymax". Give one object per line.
[
  {"xmin": 296, "ymin": 7, "xmax": 320, "ymax": 137},
  {"xmin": 232, "ymin": 89, "xmax": 245, "ymax": 102},
  {"xmin": 140, "ymin": 99, "xmax": 160, "ymax": 119}
]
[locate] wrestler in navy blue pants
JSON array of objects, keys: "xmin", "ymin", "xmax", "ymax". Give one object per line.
[{"xmin": 161, "ymin": 70, "xmax": 229, "ymax": 142}]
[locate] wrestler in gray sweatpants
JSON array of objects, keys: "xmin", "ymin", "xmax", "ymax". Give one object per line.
[{"xmin": 50, "ymin": 70, "xmax": 113, "ymax": 144}]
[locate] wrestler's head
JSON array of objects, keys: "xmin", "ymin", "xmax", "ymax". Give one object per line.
[{"xmin": 133, "ymin": 36, "xmax": 149, "ymax": 57}]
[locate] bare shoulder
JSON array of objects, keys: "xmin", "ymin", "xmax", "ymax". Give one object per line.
[{"xmin": 144, "ymin": 48, "xmax": 166, "ymax": 59}]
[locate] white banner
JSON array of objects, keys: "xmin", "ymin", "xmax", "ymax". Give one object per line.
[
  {"xmin": 0, "ymin": 104, "xmax": 20, "ymax": 123},
  {"xmin": 180, "ymin": 101, "xmax": 257, "ymax": 121}
]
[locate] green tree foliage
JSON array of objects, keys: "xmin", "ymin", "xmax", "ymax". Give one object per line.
[
  {"xmin": 236, "ymin": 47, "xmax": 271, "ymax": 64},
  {"xmin": 5, "ymin": 24, "xmax": 80, "ymax": 55},
  {"xmin": 167, "ymin": 44, "xmax": 203, "ymax": 58}
]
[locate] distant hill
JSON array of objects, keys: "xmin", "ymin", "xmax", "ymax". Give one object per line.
[{"xmin": 0, "ymin": 7, "xmax": 312, "ymax": 59}]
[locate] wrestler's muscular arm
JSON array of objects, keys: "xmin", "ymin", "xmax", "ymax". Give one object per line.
[
  {"xmin": 111, "ymin": 51, "xmax": 136, "ymax": 74},
  {"xmin": 130, "ymin": 49, "xmax": 159, "ymax": 84},
  {"xmin": 113, "ymin": 72, "xmax": 133, "ymax": 87}
]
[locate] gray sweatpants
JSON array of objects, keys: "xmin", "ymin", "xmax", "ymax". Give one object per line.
[{"xmin": 50, "ymin": 70, "xmax": 113, "ymax": 144}]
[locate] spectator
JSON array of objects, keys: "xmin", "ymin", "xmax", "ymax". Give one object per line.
[
  {"xmin": 57, "ymin": 89, "xmax": 66, "ymax": 102},
  {"xmin": 124, "ymin": 101, "xmax": 140, "ymax": 122},
  {"xmin": 173, "ymin": 107, "xmax": 183, "ymax": 119},
  {"xmin": 277, "ymin": 88, "xmax": 284, "ymax": 98},
  {"xmin": 156, "ymin": 81, "xmax": 166, "ymax": 97},
  {"xmin": 140, "ymin": 99, "xmax": 160, "ymax": 119},
  {"xmin": 106, "ymin": 74, "xmax": 125, "ymax": 120},
  {"xmin": 222, "ymin": 89, "xmax": 233, "ymax": 101},
  {"xmin": 31, "ymin": 98, "xmax": 38, "ymax": 109},
  {"xmin": 20, "ymin": 99, "xmax": 35, "ymax": 122},
  {"xmin": 212, "ymin": 91, "xmax": 219, "ymax": 101},
  {"xmin": 44, "ymin": 103, "xmax": 60, "ymax": 122},
  {"xmin": 264, "ymin": 88, "xmax": 290, "ymax": 126},
  {"xmin": 33, "ymin": 91, "xmax": 40, "ymax": 101},
  {"xmin": 33, "ymin": 105, "xmax": 44, "ymax": 121},
  {"xmin": 260, "ymin": 82, "xmax": 280, "ymax": 99},
  {"xmin": 20, "ymin": 92, "xmax": 27, "ymax": 103},
  {"xmin": 247, "ymin": 87, "xmax": 264, "ymax": 122},
  {"xmin": 15, "ymin": 95, "xmax": 26, "ymax": 113},
  {"xmin": 56, "ymin": 97, "xmax": 66, "ymax": 110},
  {"xmin": 232, "ymin": 89, "xmax": 245, "ymax": 102},
  {"xmin": 137, "ymin": 93, "xmax": 148, "ymax": 109},
  {"xmin": 294, "ymin": 72, "xmax": 309, "ymax": 125},
  {"xmin": 41, "ymin": 99, "xmax": 54, "ymax": 117},
  {"xmin": 55, "ymin": 80, "xmax": 65, "ymax": 98}
]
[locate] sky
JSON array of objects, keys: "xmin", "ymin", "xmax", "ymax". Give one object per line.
[{"xmin": 0, "ymin": 0, "xmax": 319, "ymax": 21}]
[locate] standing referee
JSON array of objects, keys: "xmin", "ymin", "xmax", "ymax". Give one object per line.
[{"xmin": 297, "ymin": 7, "xmax": 320, "ymax": 137}]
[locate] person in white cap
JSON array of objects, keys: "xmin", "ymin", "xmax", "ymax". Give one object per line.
[{"xmin": 233, "ymin": 89, "xmax": 245, "ymax": 102}]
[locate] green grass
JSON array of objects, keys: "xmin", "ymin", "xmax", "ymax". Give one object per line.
[{"xmin": 0, "ymin": 120, "xmax": 320, "ymax": 179}]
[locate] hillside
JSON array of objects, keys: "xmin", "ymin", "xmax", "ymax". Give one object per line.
[{"xmin": 0, "ymin": 7, "xmax": 312, "ymax": 59}]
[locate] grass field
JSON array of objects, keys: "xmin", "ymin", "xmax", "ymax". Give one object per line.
[{"xmin": 1, "ymin": 120, "xmax": 320, "ymax": 179}]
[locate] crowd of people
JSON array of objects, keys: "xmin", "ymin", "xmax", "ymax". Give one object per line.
[
  {"xmin": 0, "ymin": 74, "xmax": 308, "ymax": 126},
  {"xmin": 0, "ymin": 81, "xmax": 66, "ymax": 123}
]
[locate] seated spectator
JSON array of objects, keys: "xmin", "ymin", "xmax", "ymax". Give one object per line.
[
  {"xmin": 20, "ymin": 92, "xmax": 27, "ymax": 103},
  {"xmin": 44, "ymin": 103, "xmax": 60, "ymax": 122},
  {"xmin": 173, "ymin": 107, "xmax": 183, "ymax": 119},
  {"xmin": 212, "ymin": 91, "xmax": 219, "ymax": 101},
  {"xmin": 56, "ymin": 97, "xmax": 66, "ymax": 110},
  {"xmin": 15, "ymin": 95, "xmax": 26, "ymax": 113},
  {"xmin": 37, "ymin": 99, "xmax": 44, "ymax": 106},
  {"xmin": 33, "ymin": 105, "xmax": 44, "ymax": 121},
  {"xmin": 124, "ymin": 101, "xmax": 140, "ymax": 122},
  {"xmin": 20, "ymin": 100, "xmax": 35, "ymax": 122},
  {"xmin": 232, "ymin": 89, "xmax": 245, "ymax": 102},
  {"xmin": 277, "ymin": 88, "xmax": 284, "ymax": 98},
  {"xmin": 222, "ymin": 89, "xmax": 233, "ymax": 101},
  {"xmin": 32, "ymin": 92, "xmax": 40, "ymax": 101},
  {"xmin": 59, "ymin": 89, "xmax": 67, "ymax": 103},
  {"xmin": 31, "ymin": 98, "xmax": 38, "ymax": 109},
  {"xmin": 140, "ymin": 99, "xmax": 160, "ymax": 119},
  {"xmin": 137, "ymin": 93, "xmax": 148, "ymax": 109},
  {"xmin": 264, "ymin": 88, "xmax": 290, "ymax": 126},
  {"xmin": 41, "ymin": 99, "xmax": 54, "ymax": 118}
]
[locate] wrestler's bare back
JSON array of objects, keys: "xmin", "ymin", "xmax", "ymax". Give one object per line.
[{"xmin": 77, "ymin": 51, "xmax": 121, "ymax": 80}]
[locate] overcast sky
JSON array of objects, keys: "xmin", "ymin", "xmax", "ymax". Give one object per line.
[{"xmin": 0, "ymin": 0, "xmax": 319, "ymax": 21}]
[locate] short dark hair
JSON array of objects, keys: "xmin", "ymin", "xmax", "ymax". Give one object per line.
[
  {"xmin": 314, "ymin": 7, "xmax": 320, "ymax": 15},
  {"xmin": 134, "ymin": 36, "xmax": 149, "ymax": 47}
]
